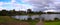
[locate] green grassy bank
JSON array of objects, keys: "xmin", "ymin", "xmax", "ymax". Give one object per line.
[
  {"xmin": 45, "ymin": 21, "xmax": 60, "ymax": 25},
  {"xmin": 0, "ymin": 16, "xmax": 38, "ymax": 25},
  {"xmin": 0, "ymin": 16, "xmax": 19, "ymax": 23}
]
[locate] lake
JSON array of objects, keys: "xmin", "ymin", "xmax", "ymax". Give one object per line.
[{"xmin": 12, "ymin": 14, "xmax": 60, "ymax": 20}]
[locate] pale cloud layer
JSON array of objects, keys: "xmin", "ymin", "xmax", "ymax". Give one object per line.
[
  {"xmin": 0, "ymin": 0, "xmax": 60, "ymax": 11},
  {"xmin": 0, "ymin": 0, "xmax": 33, "ymax": 11},
  {"xmin": 22, "ymin": 0, "xmax": 60, "ymax": 11}
]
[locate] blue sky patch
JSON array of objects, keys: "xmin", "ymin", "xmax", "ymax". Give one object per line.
[{"xmin": 0, "ymin": 0, "xmax": 11, "ymax": 2}]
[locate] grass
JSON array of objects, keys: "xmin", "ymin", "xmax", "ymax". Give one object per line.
[
  {"xmin": 20, "ymin": 19, "xmax": 39, "ymax": 25},
  {"xmin": 45, "ymin": 21, "xmax": 60, "ymax": 25},
  {"xmin": 27, "ymin": 20, "xmax": 38, "ymax": 25},
  {"xmin": 0, "ymin": 16, "xmax": 15, "ymax": 23}
]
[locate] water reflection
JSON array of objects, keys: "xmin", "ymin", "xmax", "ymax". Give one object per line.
[
  {"xmin": 12, "ymin": 14, "xmax": 60, "ymax": 20},
  {"xmin": 40, "ymin": 14, "xmax": 60, "ymax": 20}
]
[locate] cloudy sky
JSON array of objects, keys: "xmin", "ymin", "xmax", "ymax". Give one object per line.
[{"xmin": 0, "ymin": 0, "xmax": 60, "ymax": 11}]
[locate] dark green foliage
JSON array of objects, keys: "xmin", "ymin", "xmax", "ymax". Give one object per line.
[
  {"xmin": 0, "ymin": 9, "xmax": 43, "ymax": 16},
  {"xmin": 0, "ymin": 10, "xmax": 7, "ymax": 16},
  {"xmin": 54, "ymin": 18, "xmax": 60, "ymax": 21},
  {"xmin": 0, "ymin": 10, "xmax": 26, "ymax": 16}
]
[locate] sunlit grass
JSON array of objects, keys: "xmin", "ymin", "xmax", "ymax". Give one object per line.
[
  {"xmin": 0, "ymin": 16, "xmax": 19, "ymax": 23},
  {"xmin": 45, "ymin": 21, "xmax": 60, "ymax": 25}
]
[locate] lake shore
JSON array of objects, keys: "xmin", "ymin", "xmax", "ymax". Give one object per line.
[{"xmin": 0, "ymin": 16, "xmax": 60, "ymax": 25}]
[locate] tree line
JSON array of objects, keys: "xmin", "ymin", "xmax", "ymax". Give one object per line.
[
  {"xmin": 0, "ymin": 9, "xmax": 43, "ymax": 16},
  {"xmin": 0, "ymin": 9, "xmax": 60, "ymax": 16}
]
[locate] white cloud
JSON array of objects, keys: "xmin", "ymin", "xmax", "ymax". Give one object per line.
[
  {"xmin": 22, "ymin": 0, "xmax": 60, "ymax": 11},
  {"xmin": 0, "ymin": 7, "xmax": 6, "ymax": 11},
  {"xmin": 0, "ymin": 0, "xmax": 33, "ymax": 11},
  {"xmin": 0, "ymin": 7, "xmax": 3, "ymax": 11},
  {"xmin": 1, "ymin": 0, "xmax": 60, "ymax": 11},
  {"xmin": 0, "ymin": 2, "xmax": 3, "ymax": 6},
  {"xmin": 11, "ymin": 0, "xmax": 16, "ymax": 3},
  {"xmin": 21, "ymin": 0, "xmax": 30, "ymax": 3}
]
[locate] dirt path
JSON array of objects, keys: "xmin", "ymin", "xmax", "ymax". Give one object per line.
[
  {"xmin": 0, "ymin": 21, "xmax": 30, "ymax": 25},
  {"xmin": 36, "ymin": 20, "xmax": 44, "ymax": 25}
]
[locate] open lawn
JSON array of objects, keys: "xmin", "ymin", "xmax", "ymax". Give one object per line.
[
  {"xmin": 0, "ymin": 16, "xmax": 15, "ymax": 23},
  {"xmin": 45, "ymin": 21, "xmax": 60, "ymax": 25}
]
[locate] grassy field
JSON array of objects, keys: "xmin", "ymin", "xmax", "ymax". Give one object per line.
[
  {"xmin": 0, "ymin": 16, "xmax": 60, "ymax": 25},
  {"xmin": 45, "ymin": 21, "xmax": 60, "ymax": 25},
  {"xmin": 0, "ymin": 16, "xmax": 15, "ymax": 23}
]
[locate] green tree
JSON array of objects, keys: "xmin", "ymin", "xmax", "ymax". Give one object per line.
[
  {"xmin": 1, "ymin": 10, "xmax": 7, "ymax": 16},
  {"xmin": 11, "ymin": 9, "xmax": 16, "ymax": 16},
  {"xmin": 27, "ymin": 9, "xmax": 32, "ymax": 14}
]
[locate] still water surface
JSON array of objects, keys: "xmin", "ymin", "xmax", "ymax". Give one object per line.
[{"xmin": 12, "ymin": 14, "xmax": 60, "ymax": 20}]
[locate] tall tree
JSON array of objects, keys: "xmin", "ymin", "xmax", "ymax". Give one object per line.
[
  {"xmin": 1, "ymin": 10, "xmax": 7, "ymax": 16},
  {"xmin": 27, "ymin": 9, "xmax": 32, "ymax": 13}
]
